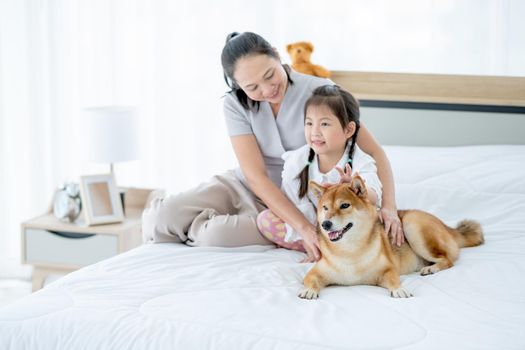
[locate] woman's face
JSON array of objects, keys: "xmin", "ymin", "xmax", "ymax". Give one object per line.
[{"xmin": 233, "ymin": 54, "xmax": 288, "ymax": 105}]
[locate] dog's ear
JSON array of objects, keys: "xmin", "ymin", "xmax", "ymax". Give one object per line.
[
  {"xmin": 350, "ymin": 174, "xmax": 367, "ymax": 199},
  {"xmin": 286, "ymin": 44, "xmax": 294, "ymax": 53},
  {"xmin": 308, "ymin": 181, "xmax": 326, "ymax": 200}
]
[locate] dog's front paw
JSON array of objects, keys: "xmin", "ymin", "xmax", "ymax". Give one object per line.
[
  {"xmin": 390, "ymin": 287, "xmax": 413, "ymax": 298},
  {"xmin": 298, "ymin": 288, "xmax": 319, "ymax": 300}
]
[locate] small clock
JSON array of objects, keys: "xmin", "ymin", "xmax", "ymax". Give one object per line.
[{"xmin": 53, "ymin": 182, "xmax": 82, "ymax": 223}]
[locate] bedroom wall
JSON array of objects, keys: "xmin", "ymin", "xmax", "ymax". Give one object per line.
[{"xmin": 274, "ymin": 0, "xmax": 525, "ymax": 77}]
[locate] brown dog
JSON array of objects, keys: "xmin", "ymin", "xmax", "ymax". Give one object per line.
[{"xmin": 299, "ymin": 175, "xmax": 484, "ymax": 299}]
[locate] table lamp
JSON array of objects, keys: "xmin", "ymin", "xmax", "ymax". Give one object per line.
[{"xmin": 82, "ymin": 106, "xmax": 139, "ymax": 214}]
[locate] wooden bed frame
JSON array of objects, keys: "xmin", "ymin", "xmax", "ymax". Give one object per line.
[{"xmin": 331, "ymin": 71, "xmax": 525, "ymax": 146}]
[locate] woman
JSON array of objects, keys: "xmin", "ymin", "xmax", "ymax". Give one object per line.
[{"xmin": 142, "ymin": 32, "xmax": 403, "ymax": 262}]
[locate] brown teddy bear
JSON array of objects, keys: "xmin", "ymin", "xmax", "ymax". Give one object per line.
[{"xmin": 286, "ymin": 41, "xmax": 331, "ymax": 78}]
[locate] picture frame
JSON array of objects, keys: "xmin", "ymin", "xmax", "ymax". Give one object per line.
[{"xmin": 79, "ymin": 174, "xmax": 124, "ymax": 226}]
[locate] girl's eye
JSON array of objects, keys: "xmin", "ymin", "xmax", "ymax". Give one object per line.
[
  {"xmin": 250, "ymin": 86, "xmax": 258, "ymax": 92},
  {"xmin": 321, "ymin": 122, "xmax": 329, "ymax": 126},
  {"xmin": 265, "ymin": 73, "xmax": 274, "ymax": 80},
  {"xmin": 305, "ymin": 121, "xmax": 312, "ymax": 126},
  {"xmin": 340, "ymin": 203, "xmax": 350, "ymax": 209}
]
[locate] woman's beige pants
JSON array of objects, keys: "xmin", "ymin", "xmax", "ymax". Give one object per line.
[{"xmin": 142, "ymin": 170, "xmax": 273, "ymax": 247}]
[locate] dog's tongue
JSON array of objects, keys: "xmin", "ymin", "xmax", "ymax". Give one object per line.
[{"xmin": 328, "ymin": 231, "xmax": 341, "ymax": 240}]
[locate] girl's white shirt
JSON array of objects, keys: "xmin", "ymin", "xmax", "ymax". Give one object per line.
[{"xmin": 281, "ymin": 143, "xmax": 382, "ymax": 243}]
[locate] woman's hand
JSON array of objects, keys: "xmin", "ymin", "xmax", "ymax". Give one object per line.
[
  {"xmin": 299, "ymin": 224, "xmax": 321, "ymax": 263},
  {"xmin": 335, "ymin": 164, "xmax": 353, "ymax": 184},
  {"xmin": 379, "ymin": 206, "xmax": 404, "ymax": 247}
]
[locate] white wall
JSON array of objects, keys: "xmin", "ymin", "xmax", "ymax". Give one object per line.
[{"xmin": 275, "ymin": 0, "xmax": 525, "ymax": 76}]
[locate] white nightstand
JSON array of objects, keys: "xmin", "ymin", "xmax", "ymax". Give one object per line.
[{"xmin": 21, "ymin": 187, "xmax": 163, "ymax": 291}]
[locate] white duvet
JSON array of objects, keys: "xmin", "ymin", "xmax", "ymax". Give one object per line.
[{"xmin": 1, "ymin": 145, "xmax": 525, "ymax": 349}]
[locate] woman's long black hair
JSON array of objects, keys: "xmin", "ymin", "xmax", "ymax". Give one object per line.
[
  {"xmin": 221, "ymin": 32, "xmax": 293, "ymax": 110},
  {"xmin": 297, "ymin": 85, "xmax": 361, "ymax": 198}
]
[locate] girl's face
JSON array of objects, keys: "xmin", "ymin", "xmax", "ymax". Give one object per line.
[
  {"xmin": 233, "ymin": 54, "xmax": 288, "ymax": 105},
  {"xmin": 305, "ymin": 104, "xmax": 355, "ymax": 159}
]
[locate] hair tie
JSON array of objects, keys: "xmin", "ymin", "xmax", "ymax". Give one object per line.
[{"xmin": 347, "ymin": 159, "xmax": 353, "ymax": 164}]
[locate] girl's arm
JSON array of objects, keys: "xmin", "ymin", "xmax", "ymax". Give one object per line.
[
  {"xmin": 355, "ymin": 124, "xmax": 404, "ymax": 246},
  {"xmin": 230, "ymin": 134, "xmax": 321, "ymax": 261}
]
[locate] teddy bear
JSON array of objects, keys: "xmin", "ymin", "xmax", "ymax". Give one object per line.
[{"xmin": 286, "ymin": 41, "xmax": 331, "ymax": 78}]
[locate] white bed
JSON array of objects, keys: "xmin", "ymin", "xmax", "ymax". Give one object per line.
[{"xmin": 1, "ymin": 145, "xmax": 525, "ymax": 349}]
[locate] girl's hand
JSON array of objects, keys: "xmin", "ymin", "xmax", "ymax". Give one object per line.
[
  {"xmin": 336, "ymin": 163, "xmax": 353, "ymax": 184},
  {"xmin": 379, "ymin": 206, "xmax": 405, "ymax": 247},
  {"xmin": 299, "ymin": 225, "xmax": 321, "ymax": 263}
]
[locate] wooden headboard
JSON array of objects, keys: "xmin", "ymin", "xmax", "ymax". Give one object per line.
[{"xmin": 330, "ymin": 71, "xmax": 525, "ymax": 146}]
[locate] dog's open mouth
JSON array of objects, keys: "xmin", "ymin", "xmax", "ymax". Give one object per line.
[{"xmin": 327, "ymin": 222, "xmax": 353, "ymax": 242}]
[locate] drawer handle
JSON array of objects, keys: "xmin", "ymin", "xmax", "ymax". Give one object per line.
[{"xmin": 49, "ymin": 231, "xmax": 96, "ymax": 239}]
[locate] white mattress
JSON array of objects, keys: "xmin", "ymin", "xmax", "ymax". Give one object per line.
[{"xmin": 2, "ymin": 145, "xmax": 525, "ymax": 349}]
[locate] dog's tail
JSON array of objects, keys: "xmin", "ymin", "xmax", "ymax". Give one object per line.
[{"xmin": 451, "ymin": 220, "xmax": 484, "ymax": 248}]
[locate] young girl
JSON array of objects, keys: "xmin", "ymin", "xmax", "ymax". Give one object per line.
[{"xmin": 257, "ymin": 85, "xmax": 382, "ymax": 251}]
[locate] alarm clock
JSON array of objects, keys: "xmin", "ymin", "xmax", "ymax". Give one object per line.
[{"xmin": 53, "ymin": 182, "xmax": 82, "ymax": 223}]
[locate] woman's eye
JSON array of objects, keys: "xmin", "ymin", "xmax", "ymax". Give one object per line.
[
  {"xmin": 265, "ymin": 73, "xmax": 274, "ymax": 80},
  {"xmin": 340, "ymin": 203, "xmax": 350, "ymax": 209},
  {"xmin": 321, "ymin": 122, "xmax": 329, "ymax": 126},
  {"xmin": 305, "ymin": 122, "xmax": 312, "ymax": 126}
]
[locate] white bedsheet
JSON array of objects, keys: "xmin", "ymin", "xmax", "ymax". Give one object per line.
[{"xmin": 1, "ymin": 145, "xmax": 525, "ymax": 349}]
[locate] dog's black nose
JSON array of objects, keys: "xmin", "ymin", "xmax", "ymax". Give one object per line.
[{"xmin": 322, "ymin": 220, "xmax": 333, "ymax": 230}]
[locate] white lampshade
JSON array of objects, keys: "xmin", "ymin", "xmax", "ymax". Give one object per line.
[{"xmin": 83, "ymin": 106, "xmax": 139, "ymax": 164}]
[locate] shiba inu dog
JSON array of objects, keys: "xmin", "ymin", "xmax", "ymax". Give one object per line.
[{"xmin": 299, "ymin": 175, "xmax": 484, "ymax": 299}]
